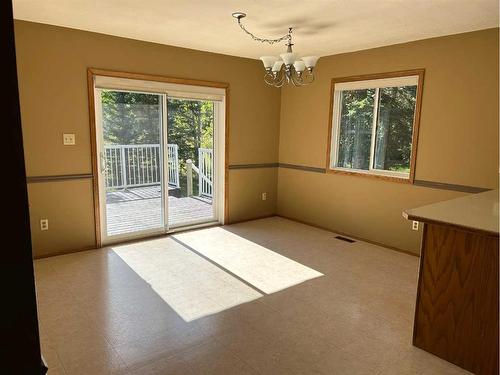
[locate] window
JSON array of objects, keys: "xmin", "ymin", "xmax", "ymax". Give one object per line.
[{"xmin": 328, "ymin": 70, "xmax": 423, "ymax": 182}]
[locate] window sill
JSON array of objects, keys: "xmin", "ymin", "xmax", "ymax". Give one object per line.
[{"xmin": 327, "ymin": 167, "xmax": 413, "ymax": 184}]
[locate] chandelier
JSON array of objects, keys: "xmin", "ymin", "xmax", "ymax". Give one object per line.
[{"xmin": 232, "ymin": 12, "xmax": 319, "ymax": 87}]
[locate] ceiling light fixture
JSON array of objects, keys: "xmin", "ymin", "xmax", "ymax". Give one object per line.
[{"xmin": 232, "ymin": 12, "xmax": 319, "ymax": 88}]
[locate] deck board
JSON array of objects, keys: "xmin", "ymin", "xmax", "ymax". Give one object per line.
[{"xmin": 106, "ymin": 186, "xmax": 213, "ymax": 236}]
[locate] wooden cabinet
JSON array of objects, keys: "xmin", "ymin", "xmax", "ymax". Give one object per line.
[
  {"xmin": 413, "ymin": 223, "xmax": 498, "ymax": 374},
  {"xmin": 404, "ymin": 190, "xmax": 499, "ymax": 374}
]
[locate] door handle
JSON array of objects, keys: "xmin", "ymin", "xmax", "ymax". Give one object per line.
[{"xmin": 100, "ymin": 152, "xmax": 107, "ymax": 174}]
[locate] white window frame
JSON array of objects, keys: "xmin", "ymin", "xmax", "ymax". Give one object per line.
[
  {"xmin": 93, "ymin": 74, "xmax": 226, "ymax": 245},
  {"xmin": 329, "ymin": 74, "xmax": 420, "ymax": 180}
]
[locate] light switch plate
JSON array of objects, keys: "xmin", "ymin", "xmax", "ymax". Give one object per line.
[{"xmin": 63, "ymin": 133, "xmax": 76, "ymax": 145}]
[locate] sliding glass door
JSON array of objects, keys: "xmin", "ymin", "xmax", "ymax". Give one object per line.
[
  {"xmin": 93, "ymin": 76, "xmax": 225, "ymax": 245},
  {"xmin": 97, "ymin": 89, "xmax": 167, "ymax": 242},
  {"xmin": 167, "ymin": 98, "xmax": 216, "ymax": 228}
]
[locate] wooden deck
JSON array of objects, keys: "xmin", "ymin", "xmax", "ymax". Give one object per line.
[{"xmin": 106, "ymin": 186, "xmax": 213, "ymax": 236}]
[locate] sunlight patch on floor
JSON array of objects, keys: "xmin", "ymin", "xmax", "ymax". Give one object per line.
[
  {"xmin": 112, "ymin": 237, "xmax": 262, "ymax": 322},
  {"xmin": 173, "ymin": 227, "xmax": 324, "ymax": 294}
]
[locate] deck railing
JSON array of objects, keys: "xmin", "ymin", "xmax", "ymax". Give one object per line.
[
  {"xmin": 198, "ymin": 148, "xmax": 213, "ymax": 197},
  {"xmin": 167, "ymin": 145, "xmax": 180, "ymax": 188},
  {"xmin": 185, "ymin": 149, "xmax": 214, "ymax": 198},
  {"xmin": 104, "ymin": 144, "xmax": 179, "ymax": 189},
  {"xmin": 104, "ymin": 144, "xmax": 213, "ymax": 197}
]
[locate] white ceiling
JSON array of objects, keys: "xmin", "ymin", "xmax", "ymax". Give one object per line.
[{"xmin": 13, "ymin": 0, "xmax": 499, "ymax": 60}]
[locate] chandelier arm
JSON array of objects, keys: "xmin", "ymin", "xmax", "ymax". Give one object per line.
[
  {"xmin": 275, "ymin": 70, "xmax": 286, "ymax": 87},
  {"xmin": 237, "ymin": 18, "xmax": 291, "ymax": 45},
  {"xmin": 274, "ymin": 74, "xmax": 286, "ymax": 88},
  {"xmin": 264, "ymin": 72, "xmax": 276, "ymax": 86},
  {"xmin": 264, "ymin": 65, "xmax": 315, "ymax": 88},
  {"xmin": 298, "ymin": 70, "xmax": 315, "ymax": 86},
  {"xmin": 264, "ymin": 70, "xmax": 284, "ymax": 87},
  {"xmin": 302, "ymin": 72, "xmax": 315, "ymax": 85},
  {"xmin": 290, "ymin": 70, "xmax": 303, "ymax": 86},
  {"xmin": 269, "ymin": 69, "xmax": 286, "ymax": 88},
  {"xmin": 293, "ymin": 74, "xmax": 305, "ymax": 86}
]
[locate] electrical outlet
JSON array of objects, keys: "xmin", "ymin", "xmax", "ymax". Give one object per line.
[
  {"xmin": 412, "ymin": 221, "xmax": 419, "ymax": 231},
  {"xmin": 63, "ymin": 133, "xmax": 76, "ymax": 145},
  {"xmin": 40, "ymin": 219, "xmax": 49, "ymax": 231},
  {"xmin": 261, "ymin": 192, "xmax": 267, "ymax": 201}
]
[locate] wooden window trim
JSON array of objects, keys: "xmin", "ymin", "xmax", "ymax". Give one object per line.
[{"xmin": 325, "ymin": 69, "xmax": 425, "ymax": 184}]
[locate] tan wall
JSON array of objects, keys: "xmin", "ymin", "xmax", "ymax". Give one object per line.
[
  {"xmin": 16, "ymin": 21, "xmax": 498, "ymax": 257},
  {"xmin": 15, "ymin": 20, "xmax": 281, "ymax": 257},
  {"xmin": 278, "ymin": 28, "xmax": 499, "ymax": 254}
]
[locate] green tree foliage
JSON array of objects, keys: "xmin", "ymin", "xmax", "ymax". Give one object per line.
[
  {"xmin": 337, "ymin": 86, "xmax": 416, "ymax": 172},
  {"xmin": 167, "ymin": 98, "xmax": 213, "ymax": 168},
  {"xmin": 101, "ymin": 91, "xmax": 214, "ymax": 168},
  {"xmin": 102, "ymin": 91, "xmax": 161, "ymax": 145},
  {"xmin": 338, "ymin": 89, "xmax": 375, "ymax": 170},
  {"xmin": 375, "ymin": 86, "xmax": 416, "ymax": 172}
]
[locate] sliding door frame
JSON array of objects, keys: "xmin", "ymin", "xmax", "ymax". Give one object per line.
[
  {"xmin": 87, "ymin": 68, "xmax": 229, "ymax": 248},
  {"xmin": 94, "ymin": 88, "xmax": 168, "ymax": 245}
]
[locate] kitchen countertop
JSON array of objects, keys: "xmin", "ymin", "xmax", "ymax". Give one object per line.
[{"xmin": 403, "ymin": 189, "xmax": 499, "ymax": 236}]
